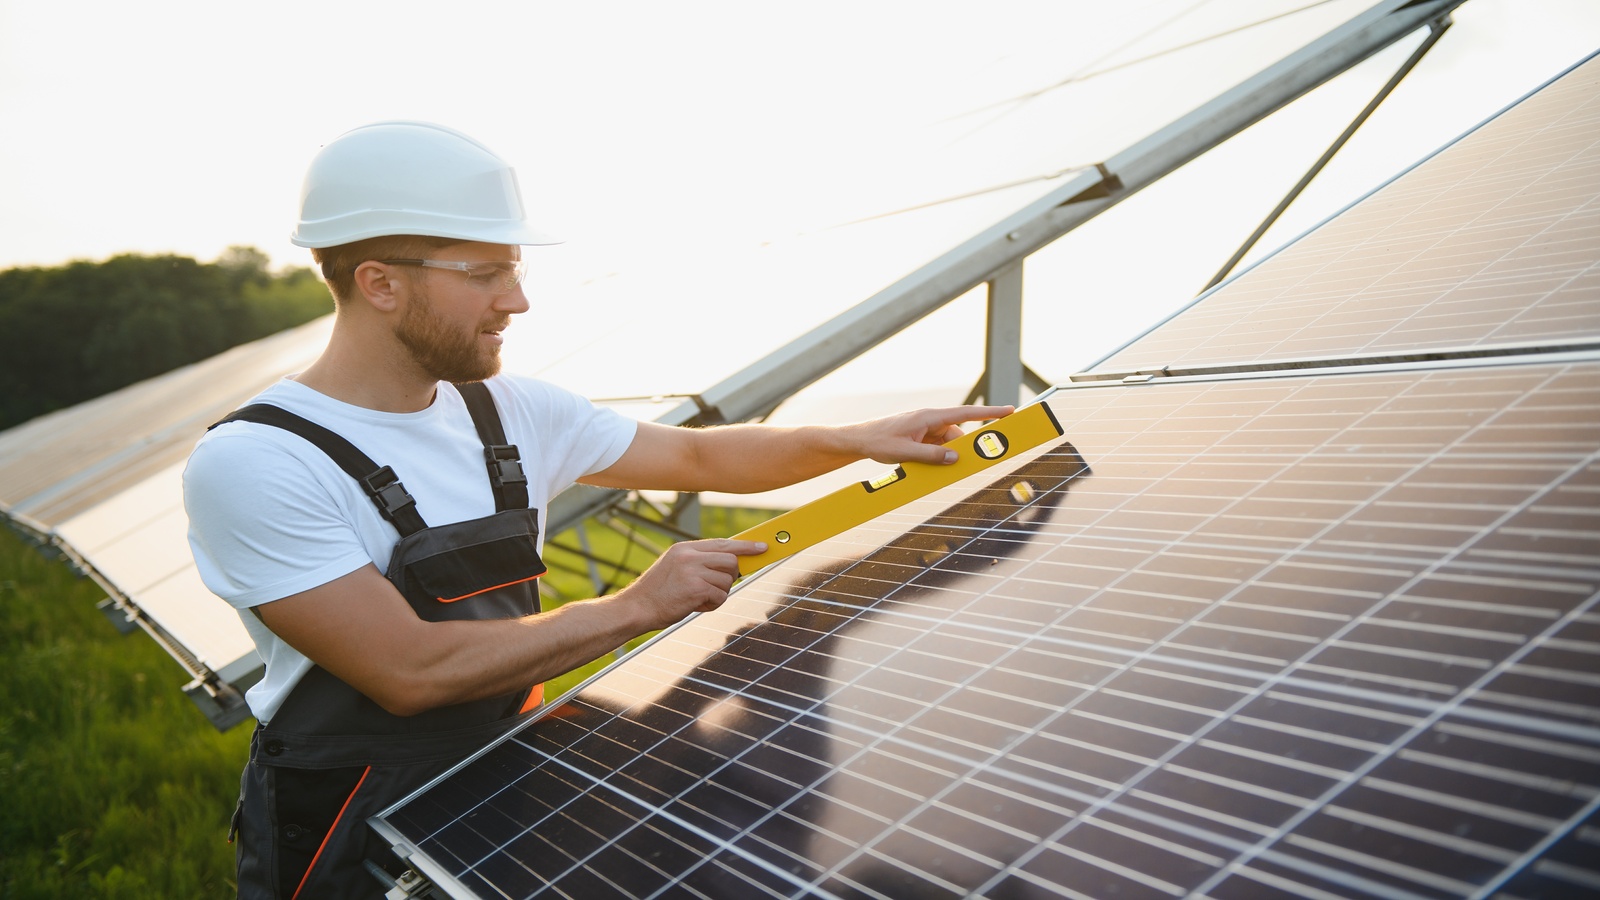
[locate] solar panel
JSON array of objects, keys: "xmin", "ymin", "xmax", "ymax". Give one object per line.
[
  {"xmin": 1089, "ymin": 51, "xmax": 1600, "ymax": 376},
  {"xmin": 374, "ymin": 357, "xmax": 1600, "ymax": 899},
  {"xmin": 0, "ymin": 316, "xmax": 333, "ymax": 724},
  {"xmin": 371, "ymin": 50, "xmax": 1600, "ymax": 900}
]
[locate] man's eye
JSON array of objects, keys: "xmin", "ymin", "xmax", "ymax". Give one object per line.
[{"xmin": 466, "ymin": 266, "xmax": 505, "ymax": 284}]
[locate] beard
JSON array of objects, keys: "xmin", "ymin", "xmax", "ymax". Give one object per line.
[{"xmin": 395, "ymin": 286, "xmax": 506, "ymax": 384}]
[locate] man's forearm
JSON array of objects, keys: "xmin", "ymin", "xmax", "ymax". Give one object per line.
[
  {"xmin": 367, "ymin": 539, "xmax": 756, "ymax": 716},
  {"xmin": 395, "ymin": 594, "xmax": 650, "ymax": 714}
]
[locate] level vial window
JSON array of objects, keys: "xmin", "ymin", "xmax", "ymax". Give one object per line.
[{"xmin": 863, "ymin": 466, "xmax": 906, "ymax": 493}]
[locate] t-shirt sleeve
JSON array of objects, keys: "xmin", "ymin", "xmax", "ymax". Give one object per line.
[{"xmin": 183, "ymin": 430, "xmax": 374, "ymax": 609}]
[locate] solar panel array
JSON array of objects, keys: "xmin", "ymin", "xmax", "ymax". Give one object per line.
[{"xmin": 371, "ymin": 52, "xmax": 1600, "ymax": 899}]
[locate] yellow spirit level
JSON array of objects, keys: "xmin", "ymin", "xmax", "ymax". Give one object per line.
[{"xmin": 732, "ymin": 401, "xmax": 1064, "ymax": 576}]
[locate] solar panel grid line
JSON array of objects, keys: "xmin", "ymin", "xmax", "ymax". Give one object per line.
[
  {"xmin": 1467, "ymin": 794, "xmax": 1600, "ymax": 900},
  {"xmin": 1506, "ymin": 658, "xmax": 1600, "ymax": 689},
  {"xmin": 1184, "ymin": 586, "xmax": 1600, "ymax": 899},
  {"xmin": 1368, "ymin": 607, "xmax": 1544, "ymax": 645},
  {"xmin": 1323, "ymin": 803, "xmax": 1524, "ymax": 864},
  {"xmin": 1120, "ymin": 786, "xmax": 1365, "ymax": 883},
  {"xmin": 1530, "ymin": 857, "xmax": 1600, "ymax": 896},
  {"xmin": 550, "ymin": 766, "xmax": 830, "ymax": 900},
  {"xmin": 1468, "ymin": 691, "xmax": 1600, "ymax": 732},
  {"xmin": 1174, "ymin": 619, "xmax": 1323, "ymax": 650},
  {"xmin": 1295, "ymin": 661, "xmax": 1457, "ymax": 696},
  {"xmin": 1325, "ymin": 637, "xmax": 1490, "ymax": 671},
  {"xmin": 1223, "ymin": 863, "xmax": 1375, "ymax": 900},
  {"xmin": 1230, "ymin": 713, "xmax": 1388, "ymax": 753},
  {"xmin": 1394, "ymin": 747, "xmax": 1597, "ymax": 803},
  {"xmin": 1193, "ymin": 738, "xmax": 1351, "ymax": 782},
  {"xmin": 1433, "ymin": 722, "xmax": 1600, "ymax": 768},
  {"xmin": 1279, "ymin": 831, "xmax": 1478, "ymax": 896},
  {"xmin": 1360, "ymin": 776, "xmax": 1566, "ymax": 834},
  {"xmin": 1263, "ymin": 691, "xmax": 1427, "ymax": 734},
  {"xmin": 1544, "ymin": 635, "xmax": 1600, "ymax": 655},
  {"xmin": 489, "ymin": 753, "xmax": 813, "ymax": 900},
  {"xmin": 1238, "ymin": 852, "xmax": 1447, "ymax": 900},
  {"xmin": 668, "ymin": 688, "xmax": 1030, "ymax": 883},
  {"xmin": 1087, "ymin": 809, "xmax": 1230, "ymax": 868},
  {"xmin": 801, "ymin": 727, "xmax": 1265, "ymax": 894},
  {"xmin": 1039, "ymin": 837, "xmax": 1192, "ymax": 896}
]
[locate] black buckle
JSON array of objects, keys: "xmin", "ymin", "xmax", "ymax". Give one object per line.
[
  {"xmin": 484, "ymin": 445, "xmax": 527, "ymax": 490},
  {"xmin": 360, "ymin": 466, "xmax": 417, "ymax": 523}
]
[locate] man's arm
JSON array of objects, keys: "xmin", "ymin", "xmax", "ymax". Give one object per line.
[
  {"xmin": 235, "ymin": 404, "xmax": 1008, "ymax": 718},
  {"xmin": 256, "ymin": 538, "xmax": 763, "ymax": 717},
  {"xmin": 580, "ymin": 405, "xmax": 1014, "ymax": 494}
]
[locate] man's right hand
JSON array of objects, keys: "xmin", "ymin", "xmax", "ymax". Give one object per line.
[
  {"xmin": 254, "ymin": 538, "xmax": 767, "ymax": 718},
  {"xmin": 619, "ymin": 538, "xmax": 768, "ymax": 626}
]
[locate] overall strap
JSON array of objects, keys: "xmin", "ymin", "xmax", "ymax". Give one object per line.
[
  {"xmin": 455, "ymin": 381, "xmax": 529, "ymax": 511},
  {"xmin": 210, "ymin": 405, "xmax": 429, "ymax": 537}
]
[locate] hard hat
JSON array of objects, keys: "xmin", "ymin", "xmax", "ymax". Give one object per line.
[{"xmin": 290, "ymin": 121, "xmax": 561, "ymax": 248}]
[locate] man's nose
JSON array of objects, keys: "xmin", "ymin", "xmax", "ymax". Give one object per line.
[{"xmin": 496, "ymin": 284, "xmax": 531, "ymax": 314}]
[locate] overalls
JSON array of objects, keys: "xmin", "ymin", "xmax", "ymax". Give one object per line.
[{"xmin": 215, "ymin": 382, "xmax": 546, "ymax": 899}]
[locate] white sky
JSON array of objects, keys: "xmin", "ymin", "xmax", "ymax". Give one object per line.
[{"xmin": 2, "ymin": 1, "xmax": 1597, "ymax": 410}]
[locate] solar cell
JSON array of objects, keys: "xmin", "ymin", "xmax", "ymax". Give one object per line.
[{"xmin": 374, "ymin": 357, "xmax": 1600, "ymax": 899}]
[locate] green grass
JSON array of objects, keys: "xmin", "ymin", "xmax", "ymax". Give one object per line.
[
  {"xmin": 0, "ymin": 505, "xmax": 777, "ymax": 898},
  {"xmin": 0, "ymin": 528, "xmax": 249, "ymax": 897}
]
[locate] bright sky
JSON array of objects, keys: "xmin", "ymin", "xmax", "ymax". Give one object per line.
[{"xmin": 2, "ymin": 1, "xmax": 1597, "ymax": 406}]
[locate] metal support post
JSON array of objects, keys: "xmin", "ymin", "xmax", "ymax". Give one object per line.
[
  {"xmin": 574, "ymin": 523, "xmax": 606, "ymax": 596},
  {"xmin": 673, "ymin": 492, "xmax": 702, "ymax": 539},
  {"xmin": 981, "ymin": 261, "xmax": 1026, "ymax": 406}
]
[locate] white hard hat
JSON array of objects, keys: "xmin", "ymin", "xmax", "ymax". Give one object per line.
[{"xmin": 290, "ymin": 121, "xmax": 561, "ymax": 248}]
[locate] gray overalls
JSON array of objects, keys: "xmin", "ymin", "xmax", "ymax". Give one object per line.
[{"xmin": 215, "ymin": 382, "xmax": 545, "ymax": 899}]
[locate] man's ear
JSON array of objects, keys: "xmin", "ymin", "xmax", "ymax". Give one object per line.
[{"xmin": 352, "ymin": 261, "xmax": 403, "ymax": 313}]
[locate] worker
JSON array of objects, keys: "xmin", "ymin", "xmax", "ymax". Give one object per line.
[{"xmin": 183, "ymin": 120, "xmax": 1011, "ymax": 899}]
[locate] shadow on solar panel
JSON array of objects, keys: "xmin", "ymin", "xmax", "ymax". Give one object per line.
[{"xmin": 375, "ymin": 441, "xmax": 1099, "ymax": 897}]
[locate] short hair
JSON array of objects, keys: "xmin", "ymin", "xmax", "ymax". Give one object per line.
[{"xmin": 310, "ymin": 235, "xmax": 462, "ymax": 306}]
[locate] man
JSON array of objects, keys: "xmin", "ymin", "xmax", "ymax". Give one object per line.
[{"xmin": 184, "ymin": 120, "xmax": 1010, "ymax": 898}]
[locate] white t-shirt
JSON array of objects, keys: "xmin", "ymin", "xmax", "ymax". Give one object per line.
[{"xmin": 183, "ymin": 376, "xmax": 636, "ymax": 723}]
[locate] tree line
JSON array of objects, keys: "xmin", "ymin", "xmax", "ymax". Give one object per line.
[{"xmin": 0, "ymin": 247, "xmax": 331, "ymax": 431}]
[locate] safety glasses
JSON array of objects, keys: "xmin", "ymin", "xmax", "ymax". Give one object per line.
[{"xmin": 380, "ymin": 258, "xmax": 527, "ymax": 294}]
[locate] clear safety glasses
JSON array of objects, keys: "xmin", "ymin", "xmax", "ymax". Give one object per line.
[{"xmin": 380, "ymin": 258, "xmax": 527, "ymax": 294}]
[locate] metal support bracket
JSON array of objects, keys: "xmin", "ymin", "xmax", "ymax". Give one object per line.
[
  {"xmin": 1059, "ymin": 162, "xmax": 1123, "ymax": 205},
  {"xmin": 383, "ymin": 867, "xmax": 438, "ymax": 899},
  {"xmin": 1202, "ymin": 14, "xmax": 1454, "ymax": 292}
]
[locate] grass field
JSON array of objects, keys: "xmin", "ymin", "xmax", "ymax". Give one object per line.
[{"xmin": 0, "ymin": 505, "xmax": 774, "ymax": 898}]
